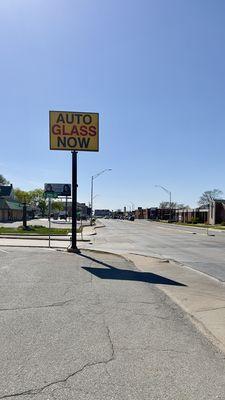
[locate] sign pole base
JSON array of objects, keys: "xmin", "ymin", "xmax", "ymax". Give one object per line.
[{"xmin": 67, "ymin": 246, "xmax": 81, "ymax": 254}]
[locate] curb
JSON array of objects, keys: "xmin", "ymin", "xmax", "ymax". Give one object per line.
[
  {"xmin": 77, "ymin": 247, "xmax": 225, "ymax": 355},
  {"xmin": 128, "ymin": 251, "xmax": 223, "ymax": 284},
  {"xmin": 0, "ymin": 236, "xmax": 70, "ymax": 241}
]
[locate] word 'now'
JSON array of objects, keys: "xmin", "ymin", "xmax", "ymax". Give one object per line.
[{"xmin": 57, "ymin": 137, "xmax": 91, "ymax": 148}]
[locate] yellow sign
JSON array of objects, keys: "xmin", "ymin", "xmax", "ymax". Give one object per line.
[{"xmin": 49, "ymin": 111, "xmax": 99, "ymax": 151}]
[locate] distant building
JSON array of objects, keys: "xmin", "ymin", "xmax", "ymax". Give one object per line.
[
  {"xmin": 175, "ymin": 207, "xmax": 208, "ymax": 224},
  {"xmin": 94, "ymin": 209, "xmax": 111, "ymax": 218},
  {"xmin": 0, "ymin": 184, "xmax": 15, "ymax": 200},
  {"xmin": 135, "ymin": 207, "xmax": 144, "ymax": 219},
  {"xmin": 77, "ymin": 203, "xmax": 91, "ymax": 218},
  {"xmin": 0, "ymin": 184, "xmax": 23, "ymax": 222},
  {"xmin": 208, "ymin": 199, "xmax": 225, "ymax": 225},
  {"xmin": 134, "ymin": 207, "xmax": 152, "ymax": 219}
]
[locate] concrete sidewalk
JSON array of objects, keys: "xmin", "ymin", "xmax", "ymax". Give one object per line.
[{"xmin": 126, "ymin": 253, "xmax": 225, "ymax": 354}]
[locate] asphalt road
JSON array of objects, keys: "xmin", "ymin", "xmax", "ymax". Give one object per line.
[
  {"xmin": 85, "ymin": 219, "xmax": 225, "ymax": 282},
  {"xmin": 0, "ymin": 247, "xmax": 225, "ymax": 399}
]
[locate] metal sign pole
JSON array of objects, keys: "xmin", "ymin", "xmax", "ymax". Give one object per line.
[
  {"xmin": 69, "ymin": 151, "xmax": 80, "ymax": 253},
  {"xmin": 90, "ymin": 175, "xmax": 93, "ymax": 226},
  {"xmin": 65, "ymin": 195, "xmax": 68, "ymax": 221},
  {"xmin": 80, "ymin": 215, "xmax": 83, "ymax": 240},
  {"xmin": 48, "ymin": 197, "xmax": 51, "ymax": 248}
]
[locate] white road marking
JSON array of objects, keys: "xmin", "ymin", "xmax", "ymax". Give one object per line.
[
  {"xmin": 157, "ymin": 226, "xmax": 195, "ymax": 234},
  {"xmin": 0, "ymin": 249, "xmax": 9, "ymax": 253}
]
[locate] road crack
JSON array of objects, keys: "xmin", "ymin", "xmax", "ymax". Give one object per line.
[
  {"xmin": 0, "ymin": 256, "xmax": 116, "ymax": 399},
  {"xmin": 0, "ymin": 298, "xmax": 76, "ymax": 312},
  {"xmin": 0, "ymin": 326, "xmax": 115, "ymax": 399}
]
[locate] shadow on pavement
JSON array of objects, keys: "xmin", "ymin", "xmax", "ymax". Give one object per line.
[{"xmin": 80, "ymin": 253, "xmax": 186, "ymax": 287}]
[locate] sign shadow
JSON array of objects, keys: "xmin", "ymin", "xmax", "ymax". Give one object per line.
[{"xmin": 80, "ymin": 254, "xmax": 186, "ymax": 287}]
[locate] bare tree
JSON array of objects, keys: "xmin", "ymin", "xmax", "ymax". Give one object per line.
[
  {"xmin": 159, "ymin": 201, "xmax": 190, "ymax": 209},
  {"xmin": 177, "ymin": 204, "xmax": 190, "ymax": 209},
  {"xmin": 198, "ymin": 189, "xmax": 223, "ymax": 206}
]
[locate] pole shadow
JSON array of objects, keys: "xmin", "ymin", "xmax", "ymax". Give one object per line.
[{"xmin": 80, "ymin": 253, "xmax": 186, "ymax": 287}]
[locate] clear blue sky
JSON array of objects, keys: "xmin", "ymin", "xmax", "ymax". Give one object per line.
[{"xmin": 1, "ymin": 0, "xmax": 225, "ymax": 210}]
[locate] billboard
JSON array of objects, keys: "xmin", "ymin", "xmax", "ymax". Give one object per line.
[
  {"xmin": 49, "ymin": 111, "xmax": 99, "ymax": 151},
  {"xmin": 44, "ymin": 183, "xmax": 71, "ymax": 197}
]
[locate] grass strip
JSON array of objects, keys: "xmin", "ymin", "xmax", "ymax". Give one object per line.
[
  {"xmin": 175, "ymin": 223, "xmax": 225, "ymax": 230},
  {"xmin": 0, "ymin": 225, "xmax": 83, "ymax": 235}
]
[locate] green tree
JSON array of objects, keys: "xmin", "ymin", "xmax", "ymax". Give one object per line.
[
  {"xmin": 51, "ymin": 201, "xmax": 64, "ymax": 212},
  {"xmin": 14, "ymin": 188, "xmax": 32, "ymax": 204},
  {"xmin": 198, "ymin": 189, "xmax": 223, "ymax": 206},
  {"xmin": 38, "ymin": 199, "xmax": 48, "ymax": 217},
  {"xmin": 29, "ymin": 189, "xmax": 47, "ymax": 217},
  {"xmin": 29, "ymin": 188, "xmax": 44, "ymax": 203},
  {"xmin": 0, "ymin": 174, "xmax": 9, "ymax": 185},
  {"xmin": 14, "ymin": 188, "xmax": 48, "ymax": 217}
]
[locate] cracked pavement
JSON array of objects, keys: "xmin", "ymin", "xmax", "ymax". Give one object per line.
[{"xmin": 0, "ymin": 247, "xmax": 225, "ymax": 399}]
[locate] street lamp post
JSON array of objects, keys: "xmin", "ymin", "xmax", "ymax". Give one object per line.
[
  {"xmin": 130, "ymin": 202, "xmax": 135, "ymax": 212},
  {"xmin": 155, "ymin": 185, "xmax": 172, "ymax": 222},
  {"xmin": 90, "ymin": 169, "xmax": 112, "ymax": 225}
]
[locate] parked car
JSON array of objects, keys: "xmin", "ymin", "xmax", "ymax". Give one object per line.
[
  {"xmin": 58, "ymin": 212, "xmax": 67, "ymax": 220},
  {"xmin": 34, "ymin": 213, "xmax": 42, "ymax": 219}
]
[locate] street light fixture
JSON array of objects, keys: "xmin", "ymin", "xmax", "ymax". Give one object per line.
[
  {"xmin": 90, "ymin": 169, "xmax": 112, "ymax": 225},
  {"xmin": 155, "ymin": 184, "xmax": 172, "ymax": 222}
]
